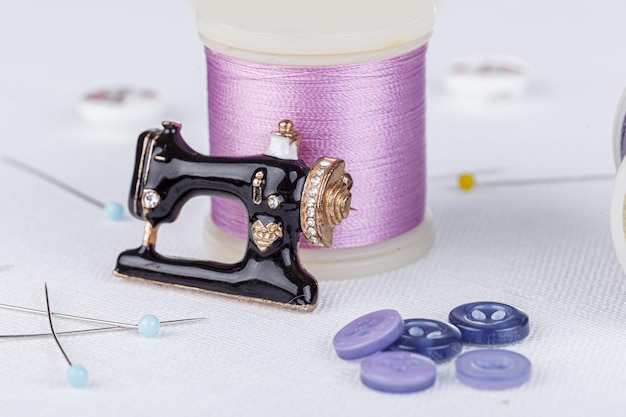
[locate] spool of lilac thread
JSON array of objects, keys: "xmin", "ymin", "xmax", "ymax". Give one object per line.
[
  {"xmin": 196, "ymin": 0, "xmax": 436, "ymax": 279},
  {"xmin": 612, "ymin": 88, "xmax": 626, "ymax": 168},
  {"xmin": 610, "ymin": 88, "xmax": 626, "ymax": 276}
]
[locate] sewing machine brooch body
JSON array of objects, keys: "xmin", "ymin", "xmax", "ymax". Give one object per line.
[{"xmin": 114, "ymin": 120, "xmax": 352, "ymax": 311}]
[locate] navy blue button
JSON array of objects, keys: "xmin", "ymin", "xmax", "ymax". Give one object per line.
[
  {"xmin": 448, "ymin": 302, "xmax": 529, "ymax": 345},
  {"xmin": 385, "ymin": 319, "xmax": 463, "ymax": 362}
]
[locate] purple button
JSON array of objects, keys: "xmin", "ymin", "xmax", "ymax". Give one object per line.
[
  {"xmin": 361, "ymin": 351, "xmax": 436, "ymax": 393},
  {"xmin": 455, "ymin": 349, "xmax": 531, "ymax": 390},
  {"xmin": 333, "ymin": 309, "xmax": 404, "ymax": 360}
]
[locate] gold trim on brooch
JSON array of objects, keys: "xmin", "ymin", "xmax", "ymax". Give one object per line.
[
  {"xmin": 133, "ymin": 130, "xmax": 160, "ymax": 218},
  {"xmin": 300, "ymin": 158, "xmax": 353, "ymax": 247},
  {"xmin": 141, "ymin": 222, "xmax": 159, "ymax": 247},
  {"xmin": 252, "ymin": 171, "xmax": 264, "ymax": 205},
  {"xmin": 114, "ymin": 271, "xmax": 317, "ymax": 312},
  {"xmin": 251, "ymin": 220, "xmax": 283, "ymax": 252},
  {"xmin": 274, "ymin": 119, "xmax": 301, "ymax": 146}
]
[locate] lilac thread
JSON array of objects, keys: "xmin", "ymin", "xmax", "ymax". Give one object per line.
[{"xmin": 206, "ymin": 46, "xmax": 428, "ymax": 248}]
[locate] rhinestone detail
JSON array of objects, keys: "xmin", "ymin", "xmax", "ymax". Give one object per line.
[
  {"xmin": 143, "ymin": 190, "xmax": 161, "ymax": 209},
  {"xmin": 267, "ymin": 195, "xmax": 280, "ymax": 210},
  {"xmin": 301, "ymin": 157, "xmax": 343, "ymax": 247}
]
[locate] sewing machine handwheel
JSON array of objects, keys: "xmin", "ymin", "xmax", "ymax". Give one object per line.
[{"xmin": 300, "ymin": 157, "xmax": 353, "ymax": 247}]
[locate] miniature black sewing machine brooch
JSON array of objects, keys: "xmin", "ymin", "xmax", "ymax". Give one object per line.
[{"xmin": 114, "ymin": 120, "xmax": 352, "ymax": 311}]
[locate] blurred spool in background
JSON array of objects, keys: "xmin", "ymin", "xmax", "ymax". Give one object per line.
[
  {"xmin": 611, "ymin": 89, "xmax": 626, "ymax": 273},
  {"xmin": 195, "ymin": 0, "xmax": 437, "ymax": 279}
]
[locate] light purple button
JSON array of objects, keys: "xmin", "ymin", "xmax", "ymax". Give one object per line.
[
  {"xmin": 361, "ymin": 351, "xmax": 436, "ymax": 393},
  {"xmin": 455, "ymin": 349, "xmax": 531, "ymax": 390},
  {"xmin": 333, "ymin": 309, "xmax": 404, "ymax": 360}
]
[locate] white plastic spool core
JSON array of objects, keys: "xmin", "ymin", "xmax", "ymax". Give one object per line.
[
  {"xmin": 195, "ymin": 0, "xmax": 436, "ymax": 279},
  {"xmin": 196, "ymin": 0, "xmax": 436, "ymax": 65}
]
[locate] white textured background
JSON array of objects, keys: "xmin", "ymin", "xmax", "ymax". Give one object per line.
[{"xmin": 1, "ymin": 0, "xmax": 626, "ymax": 415}]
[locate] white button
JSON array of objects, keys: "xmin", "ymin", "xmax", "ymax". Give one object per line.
[
  {"xmin": 442, "ymin": 55, "xmax": 530, "ymax": 99},
  {"xmin": 77, "ymin": 86, "xmax": 166, "ymax": 126}
]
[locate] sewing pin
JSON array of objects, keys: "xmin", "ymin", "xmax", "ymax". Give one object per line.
[
  {"xmin": 455, "ymin": 172, "xmax": 613, "ymax": 191},
  {"xmin": 0, "ymin": 302, "xmax": 204, "ymax": 337},
  {"xmin": 44, "ymin": 283, "xmax": 89, "ymax": 389},
  {"xmin": 1, "ymin": 155, "xmax": 124, "ymax": 220},
  {"xmin": 0, "ymin": 318, "xmax": 204, "ymax": 339}
]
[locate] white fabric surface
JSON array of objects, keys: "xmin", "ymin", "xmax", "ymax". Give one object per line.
[{"xmin": 1, "ymin": 0, "xmax": 626, "ymax": 415}]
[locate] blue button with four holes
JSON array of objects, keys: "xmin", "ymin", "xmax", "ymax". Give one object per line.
[
  {"xmin": 385, "ymin": 318, "xmax": 463, "ymax": 362},
  {"xmin": 448, "ymin": 302, "xmax": 529, "ymax": 345}
]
